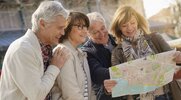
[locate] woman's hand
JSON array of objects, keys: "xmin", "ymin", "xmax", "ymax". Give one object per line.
[
  {"xmin": 173, "ymin": 51, "xmax": 181, "ymax": 79},
  {"xmin": 104, "ymin": 79, "xmax": 117, "ymax": 93}
]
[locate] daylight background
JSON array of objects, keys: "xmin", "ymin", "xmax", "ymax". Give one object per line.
[{"xmin": 0, "ymin": 0, "xmax": 181, "ymax": 70}]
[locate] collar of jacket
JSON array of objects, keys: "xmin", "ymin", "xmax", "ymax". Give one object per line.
[{"xmin": 63, "ymin": 40, "xmax": 87, "ymax": 58}]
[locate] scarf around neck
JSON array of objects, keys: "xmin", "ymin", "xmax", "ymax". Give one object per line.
[{"xmin": 121, "ymin": 29, "xmax": 154, "ymax": 61}]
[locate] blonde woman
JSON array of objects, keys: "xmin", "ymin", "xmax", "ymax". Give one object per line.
[{"xmin": 103, "ymin": 6, "xmax": 181, "ymax": 100}]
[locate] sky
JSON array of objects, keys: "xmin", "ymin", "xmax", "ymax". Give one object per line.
[{"xmin": 143, "ymin": 0, "xmax": 175, "ymax": 18}]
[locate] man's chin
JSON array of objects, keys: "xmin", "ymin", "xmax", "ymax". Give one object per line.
[
  {"xmin": 95, "ymin": 41, "xmax": 106, "ymax": 45},
  {"xmin": 101, "ymin": 40, "xmax": 108, "ymax": 44},
  {"xmin": 52, "ymin": 42, "xmax": 59, "ymax": 46}
]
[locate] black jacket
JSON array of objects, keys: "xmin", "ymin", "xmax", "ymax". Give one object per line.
[{"xmin": 82, "ymin": 35, "xmax": 121, "ymax": 100}]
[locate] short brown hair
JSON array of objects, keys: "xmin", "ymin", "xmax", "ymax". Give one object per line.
[{"xmin": 59, "ymin": 11, "xmax": 89, "ymax": 43}]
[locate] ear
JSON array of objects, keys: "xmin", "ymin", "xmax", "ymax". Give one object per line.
[{"xmin": 39, "ymin": 18, "xmax": 46, "ymax": 29}]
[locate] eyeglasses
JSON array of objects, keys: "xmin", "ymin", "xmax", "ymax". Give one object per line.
[
  {"xmin": 90, "ymin": 26, "xmax": 107, "ymax": 35},
  {"xmin": 73, "ymin": 24, "xmax": 88, "ymax": 30}
]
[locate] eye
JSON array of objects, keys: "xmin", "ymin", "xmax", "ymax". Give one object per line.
[
  {"xmin": 58, "ymin": 26, "xmax": 65, "ymax": 30},
  {"xmin": 74, "ymin": 25, "xmax": 82, "ymax": 30},
  {"xmin": 78, "ymin": 25, "xmax": 82, "ymax": 29},
  {"xmin": 101, "ymin": 26, "xmax": 105, "ymax": 31},
  {"xmin": 121, "ymin": 25, "xmax": 127, "ymax": 27},
  {"xmin": 91, "ymin": 31, "xmax": 98, "ymax": 35}
]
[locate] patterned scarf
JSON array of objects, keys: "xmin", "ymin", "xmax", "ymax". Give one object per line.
[
  {"xmin": 40, "ymin": 43, "xmax": 52, "ymax": 100},
  {"xmin": 122, "ymin": 29, "xmax": 155, "ymax": 61}
]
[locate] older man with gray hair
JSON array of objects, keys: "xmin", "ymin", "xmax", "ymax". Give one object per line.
[
  {"xmin": 0, "ymin": 1, "xmax": 69, "ymax": 100},
  {"xmin": 82, "ymin": 12, "xmax": 121, "ymax": 100}
]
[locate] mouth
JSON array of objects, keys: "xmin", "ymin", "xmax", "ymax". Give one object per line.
[
  {"xmin": 55, "ymin": 36, "xmax": 61, "ymax": 40},
  {"xmin": 98, "ymin": 35, "xmax": 106, "ymax": 40},
  {"xmin": 80, "ymin": 35, "xmax": 87, "ymax": 38},
  {"xmin": 127, "ymin": 30, "xmax": 135, "ymax": 34},
  {"xmin": 95, "ymin": 37, "xmax": 104, "ymax": 41}
]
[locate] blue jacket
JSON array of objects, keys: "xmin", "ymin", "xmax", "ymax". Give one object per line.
[{"xmin": 82, "ymin": 35, "xmax": 121, "ymax": 100}]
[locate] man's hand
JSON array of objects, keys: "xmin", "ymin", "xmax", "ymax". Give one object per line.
[
  {"xmin": 51, "ymin": 47, "xmax": 69, "ymax": 69},
  {"xmin": 104, "ymin": 79, "xmax": 117, "ymax": 93}
]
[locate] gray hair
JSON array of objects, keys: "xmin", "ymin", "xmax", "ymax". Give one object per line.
[
  {"xmin": 86, "ymin": 12, "xmax": 106, "ymax": 26},
  {"xmin": 31, "ymin": 1, "xmax": 69, "ymax": 32}
]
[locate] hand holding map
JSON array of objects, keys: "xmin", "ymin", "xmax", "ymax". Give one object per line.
[{"xmin": 109, "ymin": 49, "xmax": 177, "ymax": 97}]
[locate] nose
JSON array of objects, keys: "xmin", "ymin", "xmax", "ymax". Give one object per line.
[
  {"xmin": 60, "ymin": 29, "xmax": 65, "ymax": 35},
  {"xmin": 98, "ymin": 30, "xmax": 105, "ymax": 37},
  {"xmin": 127, "ymin": 23, "xmax": 132, "ymax": 30}
]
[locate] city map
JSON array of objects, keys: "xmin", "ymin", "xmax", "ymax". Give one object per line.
[{"xmin": 109, "ymin": 50, "xmax": 176, "ymax": 97}]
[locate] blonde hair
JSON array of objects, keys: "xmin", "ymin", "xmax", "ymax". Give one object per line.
[{"xmin": 110, "ymin": 5, "xmax": 150, "ymax": 43}]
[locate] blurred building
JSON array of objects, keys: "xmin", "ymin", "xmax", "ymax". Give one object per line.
[
  {"xmin": 170, "ymin": 0, "xmax": 181, "ymax": 37},
  {"xmin": 0, "ymin": 0, "xmax": 38, "ymax": 69},
  {"xmin": 0, "ymin": 0, "xmax": 145, "ymax": 69},
  {"xmin": 148, "ymin": 9, "xmax": 176, "ymax": 43},
  {"xmin": 59, "ymin": 0, "xmax": 145, "ymax": 28},
  {"xmin": 148, "ymin": 1, "xmax": 181, "ymax": 39}
]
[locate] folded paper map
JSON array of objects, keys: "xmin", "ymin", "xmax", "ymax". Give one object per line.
[{"xmin": 109, "ymin": 49, "xmax": 176, "ymax": 97}]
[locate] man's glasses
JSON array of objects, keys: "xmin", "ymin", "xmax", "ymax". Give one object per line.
[
  {"xmin": 73, "ymin": 24, "xmax": 88, "ymax": 30},
  {"xmin": 90, "ymin": 26, "xmax": 106, "ymax": 35}
]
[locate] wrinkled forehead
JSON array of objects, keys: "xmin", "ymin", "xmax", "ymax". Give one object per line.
[
  {"xmin": 89, "ymin": 21, "xmax": 105, "ymax": 30},
  {"xmin": 88, "ymin": 21, "xmax": 107, "ymax": 35}
]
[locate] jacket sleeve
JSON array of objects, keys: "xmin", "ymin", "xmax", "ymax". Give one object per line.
[
  {"xmin": 86, "ymin": 52, "xmax": 110, "ymax": 84},
  {"xmin": 151, "ymin": 32, "xmax": 172, "ymax": 52},
  {"xmin": 9, "ymin": 45, "xmax": 60, "ymax": 100},
  {"xmin": 56, "ymin": 53, "xmax": 84, "ymax": 100},
  {"xmin": 111, "ymin": 46, "xmax": 125, "ymax": 66}
]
